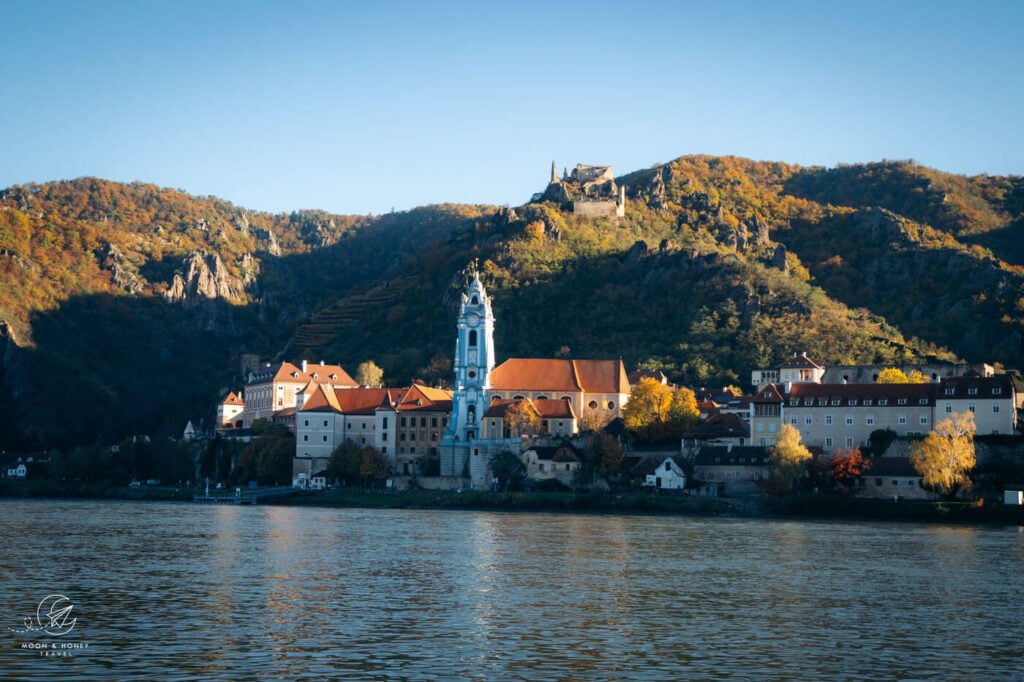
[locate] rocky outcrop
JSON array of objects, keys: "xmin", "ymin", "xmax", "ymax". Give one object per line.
[
  {"xmin": 98, "ymin": 243, "xmax": 144, "ymax": 294},
  {"xmin": 164, "ymin": 251, "xmax": 246, "ymax": 306}
]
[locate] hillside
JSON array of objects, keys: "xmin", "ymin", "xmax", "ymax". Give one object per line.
[{"xmin": 1, "ymin": 157, "xmax": 1021, "ymax": 450}]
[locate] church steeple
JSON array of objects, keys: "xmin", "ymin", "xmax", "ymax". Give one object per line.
[{"xmin": 447, "ymin": 269, "xmax": 495, "ymax": 446}]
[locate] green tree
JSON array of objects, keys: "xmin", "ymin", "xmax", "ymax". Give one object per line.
[
  {"xmin": 490, "ymin": 450, "xmax": 526, "ymax": 491},
  {"xmin": 356, "ymin": 360, "xmax": 384, "ymax": 387},
  {"xmin": 358, "ymin": 448, "xmax": 388, "ymax": 486},
  {"xmin": 327, "ymin": 441, "xmax": 364, "ymax": 485},
  {"xmin": 910, "ymin": 411, "xmax": 976, "ymax": 496},
  {"xmin": 769, "ymin": 424, "xmax": 813, "ymax": 494},
  {"xmin": 581, "ymin": 432, "xmax": 625, "ymax": 480},
  {"xmin": 237, "ymin": 423, "xmax": 293, "ymax": 485}
]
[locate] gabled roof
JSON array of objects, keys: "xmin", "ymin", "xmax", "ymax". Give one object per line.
[
  {"xmin": 222, "ymin": 392, "xmax": 244, "ymax": 406},
  {"xmin": 248, "ymin": 361, "xmax": 358, "ymax": 387},
  {"xmin": 299, "ymin": 383, "xmax": 343, "ymax": 413},
  {"xmin": 683, "ymin": 412, "xmax": 748, "ymax": 439},
  {"xmin": 754, "ymin": 384, "xmax": 785, "ymax": 404},
  {"xmin": 779, "ymin": 352, "xmax": 824, "ymax": 370},
  {"xmin": 628, "ymin": 369, "xmax": 667, "ymax": 385},
  {"xmin": 396, "ymin": 384, "xmax": 454, "ymax": 412},
  {"xmin": 628, "ymin": 454, "xmax": 684, "ymax": 476},
  {"xmin": 490, "ymin": 358, "xmax": 629, "ymax": 394},
  {"xmin": 484, "ymin": 397, "xmax": 575, "ymax": 420}
]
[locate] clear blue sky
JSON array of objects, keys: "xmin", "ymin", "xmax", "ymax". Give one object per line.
[{"xmin": 3, "ymin": 0, "xmax": 1022, "ymax": 216}]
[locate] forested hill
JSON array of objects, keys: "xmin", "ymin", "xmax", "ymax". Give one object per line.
[{"xmin": 0, "ymin": 156, "xmax": 1021, "ymax": 450}]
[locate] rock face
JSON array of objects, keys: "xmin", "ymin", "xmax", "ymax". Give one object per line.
[
  {"xmin": 164, "ymin": 251, "xmax": 246, "ymax": 306},
  {"xmin": 99, "ymin": 243, "xmax": 144, "ymax": 294}
]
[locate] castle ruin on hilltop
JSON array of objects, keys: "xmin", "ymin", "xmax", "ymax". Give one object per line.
[{"xmin": 534, "ymin": 161, "xmax": 626, "ymax": 218}]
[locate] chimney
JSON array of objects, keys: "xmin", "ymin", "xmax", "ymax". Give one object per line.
[{"xmin": 301, "ymin": 360, "xmax": 308, "ymax": 373}]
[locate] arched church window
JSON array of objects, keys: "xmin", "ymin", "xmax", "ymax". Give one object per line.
[
  {"xmin": 471, "ymin": 295, "xmax": 478, "ymax": 304},
  {"xmin": 469, "ymin": 330, "xmax": 477, "ymax": 347}
]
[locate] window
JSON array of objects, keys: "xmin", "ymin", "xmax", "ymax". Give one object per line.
[
  {"xmin": 831, "ymin": 399, "xmax": 840, "ymax": 406},
  {"xmin": 322, "ymin": 436, "xmax": 327, "ymax": 442},
  {"xmin": 968, "ymin": 387, "xmax": 978, "ymax": 395},
  {"xmin": 382, "ymin": 417, "xmax": 388, "ymax": 429},
  {"xmin": 863, "ymin": 399, "xmax": 872, "ymax": 406},
  {"xmin": 993, "ymin": 387, "xmax": 1003, "ymax": 395},
  {"xmin": 994, "ymin": 405, "xmax": 1000, "ymax": 413},
  {"xmin": 608, "ymin": 401, "xmax": 616, "ymax": 410},
  {"xmin": 825, "ymin": 437, "xmax": 833, "ymax": 448},
  {"xmin": 324, "ymin": 420, "xmax": 329, "ymax": 427},
  {"xmin": 899, "ymin": 416, "xmax": 907, "ymax": 424},
  {"xmin": 790, "ymin": 417, "xmax": 797, "ymax": 425},
  {"xmin": 304, "ymin": 419, "xmax": 309, "ymax": 427},
  {"xmin": 920, "ymin": 415, "xmax": 928, "ymax": 424},
  {"xmin": 303, "ymin": 435, "xmax": 308, "ymax": 442},
  {"xmin": 757, "ymin": 423, "xmax": 764, "ymax": 432},
  {"xmin": 945, "ymin": 402, "xmax": 952, "ymax": 414},
  {"xmin": 468, "ymin": 330, "xmax": 477, "ymax": 347},
  {"xmin": 421, "ymin": 417, "xmax": 427, "ymax": 427},
  {"xmin": 805, "ymin": 417, "xmax": 813, "ymax": 425},
  {"xmin": 790, "ymin": 399, "xmax": 799, "ymax": 406},
  {"xmin": 919, "ymin": 398, "xmax": 928, "ymax": 405},
  {"xmin": 846, "ymin": 438, "xmax": 854, "ymax": 448},
  {"xmin": 804, "ymin": 399, "xmax": 813, "ymax": 406},
  {"xmin": 845, "ymin": 416, "xmax": 853, "ymax": 425},
  {"xmin": 897, "ymin": 398, "xmax": 907, "ymax": 406},
  {"xmin": 866, "ymin": 416, "xmax": 875, "ymax": 425},
  {"xmin": 825, "ymin": 415, "xmax": 833, "ymax": 425},
  {"xmin": 588, "ymin": 401, "xmax": 598, "ymax": 409},
  {"xmin": 759, "ymin": 438, "xmax": 767, "ymax": 446},
  {"xmin": 945, "ymin": 387, "xmax": 955, "ymax": 395},
  {"xmin": 400, "ymin": 417, "xmax": 407, "ymax": 427},
  {"xmin": 768, "ymin": 422, "xmax": 776, "ymax": 432},
  {"xmin": 879, "ymin": 399, "xmax": 888, "ymax": 406},
  {"xmin": 969, "ymin": 402, "xmax": 976, "ymax": 413},
  {"xmin": 849, "ymin": 399, "xmax": 858, "ymax": 406},
  {"xmin": 431, "ymin": 417, "xmax": 438, "ymax": 427},
  {"xmin": 875, "ymin": 478, "xmax": 882, "ymax": 487}
]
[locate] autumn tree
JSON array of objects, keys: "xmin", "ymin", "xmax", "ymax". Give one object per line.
[
  {"xmin": 876, "ymin": 368, "xmax": 909, "ymax": 384},
  {"xmin": 356, "ymin": 360, "xmax": 384, "ymax": 387},
  {"xmin": 623, "ymin": 378, "xmax": 699, "ymax": 443},
  {"xmin": 504, "ymin": 400, "xmax": 542, "ymax": 437},
  {"xmin": 358, "ymin": 448, "xmax": 388, "ymax": 486},
  {"xmin": 667, "ymin": 386, "xmax": 700, "ymax": 431},
  {"xmin": 769, "ymin": 424, "xmax": 813, "ymax": 493},
  {"xmin": 237, "ymin": 422, "xmax": 293, "ymax": 485},
  {"xmin": 828, "ymin": 448, "xmax": 870, "ymax": 493},
  {"xmin": 622, "ymin": 378, "xmax": 672, "ymax": 430},
  {"xmin": 910, "ymin": 411, "xmax": 976, "ymax": 496}
]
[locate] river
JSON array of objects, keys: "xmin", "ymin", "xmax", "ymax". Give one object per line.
[{"xmin": 1, "ymin": 500, "xmax": 1022, "ymax": 680}]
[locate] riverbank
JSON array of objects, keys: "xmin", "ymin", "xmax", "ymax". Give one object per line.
[{"xmin": 4, "ymin": 480, "xmax": 1024, "ymax": 524}]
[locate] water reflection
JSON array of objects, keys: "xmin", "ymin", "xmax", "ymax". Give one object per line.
[{"xmin": 1, "ymin": 501, "xmax": 1023, "ymax": 680}]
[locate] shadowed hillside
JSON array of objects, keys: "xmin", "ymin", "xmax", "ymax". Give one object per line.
[{"xmin": 1, "ymin": 157, "xmax": 1021, "ymax": 449}]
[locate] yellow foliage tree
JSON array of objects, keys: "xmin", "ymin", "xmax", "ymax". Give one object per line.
[
  {"xmin": 770, "ymin": 424, "xmax": 813, "ymax": 493},
  {"xmin": 504, "ymin": 400, "xmax": 541, "ymax": 437},
  {"xmin": 668, "ymin": 386, "xmax": 700, "ymax": 431},
  {"xmin": 622, "ymin": 378, "xmax": 672, "ymax": 431},
  {"xmin": 906, "ymin": 369, "xmax": 929, "ymax": 383},
  {"xmin": 876, "ymin": 368, "xmax": 909, "ymax": 384},
  {"xmin": 910, "ymin": 411, "xmax": 976, "ymax": 496}
]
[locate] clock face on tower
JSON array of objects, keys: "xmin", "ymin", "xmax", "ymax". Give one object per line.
[{"xmin": 467, "ymin": 313, "xmax": 480, "ymax": 327}]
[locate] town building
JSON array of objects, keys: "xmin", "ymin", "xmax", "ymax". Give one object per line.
[
  {"xmin": 217, "ymin": 392, "xmax": 245, "ymax": 428},
  {"xmin": 441, "ymin": 270, "xmax": 630, "ymax": 488},
  {"xmin": 242, "ymin": 360, "xmax": 357, "ymax": 427},
  {"xmin": 749, "ymin": 374, "xmax": 1021, "ymax": 451}
]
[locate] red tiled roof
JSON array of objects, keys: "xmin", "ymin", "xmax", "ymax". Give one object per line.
[
  {"xmin": 490, "ymin": 358, "xmax": 628, "ymax": 394},
  {"xmin": 222, "ymin": 392, "xmax": 244, "ymax": 406},
  {"xmin": 250, "ymin": 361, "xmax": 358, "ymax": 387},
  {"xmin": 786, "ymin": 383, "xmax": 934, "ymax": 403}
]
